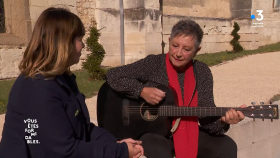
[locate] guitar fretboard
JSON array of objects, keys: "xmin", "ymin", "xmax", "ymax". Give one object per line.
[{"xmin": 158, "ymin": 106, "xmax": 244, "ymax": 117}]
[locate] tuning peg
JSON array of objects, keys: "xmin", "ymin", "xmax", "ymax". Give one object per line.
[
  {"xmin": 251, "ymin": 102, "xmax": 256, "ymax": 105},
  {"xmin": 260, "ymin": 102, "xmax": 264, "ymax": 110},
  {"xmin": 260, "ymin": 114, "xmax": 264, "ymax": 121},
  {"xmin": 251, "ymin": 114, "xmax": 255, "ymax": 121},
  {"xmin": 270, "ymin": 114, "xmax": 273, "ymax": 122}
]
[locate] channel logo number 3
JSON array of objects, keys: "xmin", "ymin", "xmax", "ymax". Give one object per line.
[
  {"xmin": 251, "ymin": 10, "xmax": 263, "ymax": 21},
  {"xmin": 256, "ymin": 10, "xmax": 263, "ymax": 21}
]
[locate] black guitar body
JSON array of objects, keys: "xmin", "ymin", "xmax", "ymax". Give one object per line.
[{"xmin": 97, "ymin": 82, "xmax": 175, "ymax": 139}]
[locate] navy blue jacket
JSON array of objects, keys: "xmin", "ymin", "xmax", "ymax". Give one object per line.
[{"xmin": 0, "ymin": 73, "xmax": 128, "ymax": 158}]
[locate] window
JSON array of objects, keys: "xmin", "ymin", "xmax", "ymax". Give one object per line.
[
  {"xmin": 0, "ymin": 0, "xmax": 4, "ymax": 33},
  {"xmin": 274, "ymin": 0, "xmax": 280, "ymax": 8}
]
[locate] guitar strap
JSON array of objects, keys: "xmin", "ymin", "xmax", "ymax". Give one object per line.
[{"xmin": 170, "ymin": 60, "xmax": 198, "ymax": 133}]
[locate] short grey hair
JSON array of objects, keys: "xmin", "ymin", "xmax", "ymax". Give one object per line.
[{"xmin": 170, "ymin": 20, "xmax": 204, "ymax": 48}]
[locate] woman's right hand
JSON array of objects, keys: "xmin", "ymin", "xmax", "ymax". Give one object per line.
[
  {"xmin": 127, "ymin": 142, "xmax": 143, "ymax": 158},
  {"xmin": 117, "ymin": 138, "xmax": 144, "ymax": 158},
  {"xmin": 140, "ymin": 87, "xmax": 165, "ymax": 105}
]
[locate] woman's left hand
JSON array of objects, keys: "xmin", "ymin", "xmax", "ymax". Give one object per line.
[{"xmin": 221, "ymin": 104, "xmax": 246, "ymax": 124}]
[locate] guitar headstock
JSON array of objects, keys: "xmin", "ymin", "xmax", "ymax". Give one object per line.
[{"xmin": 244, "ymin": 104, "xmax": 279, "ymax": 122}]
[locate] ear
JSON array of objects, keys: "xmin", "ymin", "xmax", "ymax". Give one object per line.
[
  {"xmin": 194, "ymin": 46, "xmax": 201, "ymax": 57},
  {"xmin": 169, "ymin": 37, "xmax": 170, "ymax": 43}
]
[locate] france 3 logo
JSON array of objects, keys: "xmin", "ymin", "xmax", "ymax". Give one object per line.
[{"xmin": 251, "ymin": 10, "xmax": 264, "ymax": 27}]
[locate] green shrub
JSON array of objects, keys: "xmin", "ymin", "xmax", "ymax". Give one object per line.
[
  {"xmin": 230, "ymin": 22, "xmax": 244, "ymax": 52},
  {"xmin": 82, "ymin": 24, "xmax": 106, "ymax": 80}
]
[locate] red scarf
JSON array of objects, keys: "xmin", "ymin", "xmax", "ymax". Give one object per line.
[{"xmin": 165, "ymin": 53, "xmax": 199, "ymax": 158}]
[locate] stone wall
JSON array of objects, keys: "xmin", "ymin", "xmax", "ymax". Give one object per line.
[
  {"xmin": 226, "ymin": 113, "xmax": 280, "ymax": 158},
  {"xmin": 163, "ymin": 0, "xmax": 232, "ymax": 18},
  {"xmin": 0, "ymin": 46, "xmax": 24, "ymax": 79},
  {"xmin": 92, "ymin": 0, "xmax": 161, "ymax": 66},
  {"xmin": 75, "ymin": 0, "xmax": 161, "ymax": 67},
  {"xmin": 252, "ymin": 0, "xmax": 280, "ymax": 46},
  {"xmin": 0, "ymin": 0, "xmax": 32, "ymax": 79},
  {"xmin": 1, "ymin": 0, "xmax": 32, "ymax": 45},
  {"xmin": 0, "ymin": 0, "xmax": 86, "ymax": 79},
  {"xmin": 162, "ymin": 0, "xmax": 280, "ymax": 55},
  {"xmin": 29, "ymin": 0, "xmax": 77, "ymax": 29}
]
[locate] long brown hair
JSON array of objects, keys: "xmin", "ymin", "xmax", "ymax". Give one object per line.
[{"xmin": 19, "ymin": 7, "xmax": 85, "ymax": 78}]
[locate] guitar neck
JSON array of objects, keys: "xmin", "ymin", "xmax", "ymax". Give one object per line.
[{"xmin": 158, "ymin": 106, "xmax": 244, "ymax": 117}]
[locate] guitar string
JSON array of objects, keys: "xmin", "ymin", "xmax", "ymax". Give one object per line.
[
  {"xmin": 123, "ymin": 107, "xmax": 269, "ymax": 111},
  {"xmin": 123, "ymin": 107, "xmax": 263, "ymax": 110},
  {"xmin": 123, "ymin": 108, "xmax": 269, "ymax": 114}
]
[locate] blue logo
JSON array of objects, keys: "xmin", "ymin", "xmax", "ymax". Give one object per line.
[
  {"xmin": 251, "ymin": 10, "xmax": 263, "ymax": 21},
  {"xmin": 251, "ymin": 15, "xmax": 255, "ymax": 19},
  {"xmin": 251, "ymin": 10, "xmax": 264, "ymax": 27}
]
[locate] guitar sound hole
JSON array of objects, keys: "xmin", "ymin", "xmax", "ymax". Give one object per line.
[{"xmin": 143, "ymin": 110, "xmax": 158, "ymax": 121}]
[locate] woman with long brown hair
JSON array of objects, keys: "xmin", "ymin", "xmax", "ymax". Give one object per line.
[{"xmin": 0, "ymin": 7, "xmax": 143, "ymax": 158}]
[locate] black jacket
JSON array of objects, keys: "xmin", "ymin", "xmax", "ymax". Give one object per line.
[{"xmin": 0, "ymin": 73, "xmax": 128, "ymax": 158}]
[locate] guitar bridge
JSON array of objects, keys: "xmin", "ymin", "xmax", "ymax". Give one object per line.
[{"xmin": 122, "ymin": 99, "xmax": 129, "ymax": 125}]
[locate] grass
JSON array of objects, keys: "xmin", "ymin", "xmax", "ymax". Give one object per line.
[
  {"xmin": 0, "ymin": 79, "xmax": 15, "ymax": 114},
  {"xmin": 0, "ymin": 41, "xmax": 280, "ymax": 114},
  {"xmin": 270, "ymin": 94, "xmax": 280, "ymax": 103},
  {"xmin": 73, "ymin": 70, "xmax": 105, "ymax": 98},
  {"xmin": 194, "ymin": 42, "xmax": 280, "ymax": 66}
]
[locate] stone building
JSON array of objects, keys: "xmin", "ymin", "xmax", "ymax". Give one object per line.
[{"xmin": 0, "ymin": 0, "xmax": 280, "ymax": 79}]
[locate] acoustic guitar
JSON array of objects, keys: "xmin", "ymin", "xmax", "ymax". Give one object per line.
[{"xmin": 97, "ymin": 82, "xmax": 279, "ymax": 139}]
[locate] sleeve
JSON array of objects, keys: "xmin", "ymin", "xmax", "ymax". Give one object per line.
[
  {"xmin": 106, "ymin": 54, "xmax": 158, "ymax": 99},
  {"xmin": 26, "ymin": 82, "xmax": 128, "ymax": 158},
  {"xmin": 196, "ymin": 62, "xmax": 230, "ymax": 135}
]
